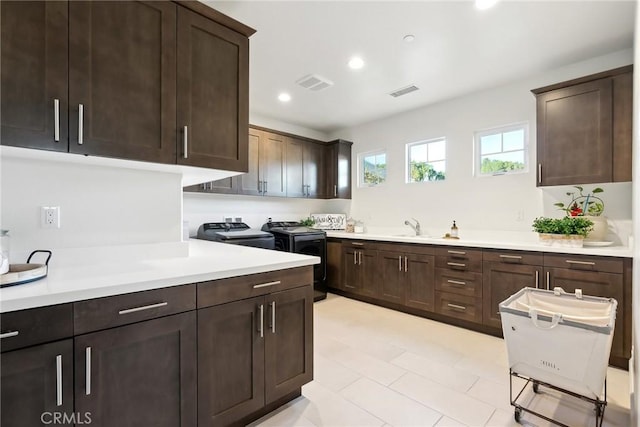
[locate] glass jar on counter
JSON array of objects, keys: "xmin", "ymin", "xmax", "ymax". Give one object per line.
[
  {"xmin": 0, "ymin": 230, "xmax": 9, "ymax": 275},
  {"xmin": 345, "ymin": 218, "xmax": 355, "ymax": 233},
  {"xmin": 354, "ymin": 220, "xmax": 365, "ymax": 233}
]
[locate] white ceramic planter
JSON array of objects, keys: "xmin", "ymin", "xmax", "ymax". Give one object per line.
[
  {"xmin": 584, "ymin": 215, "xmax": 608, "ymax": 241},
  {"xmin": 538, "ymin": 233, "xmax": 585, "ymax": 248}
]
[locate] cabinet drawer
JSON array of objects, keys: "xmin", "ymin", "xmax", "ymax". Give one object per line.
[
  {"xmin": 198, "ymin": 267, "xmax": 313, "ymax": 308},
  {"xmin": 343, "ymin": 240, "xmax": 373, "ymax": 250},
  {"xmin": 436, "ymin": 247, "xmax": 482, "ymax": 272},
  {"xmin": 0, "ymin": 304, "xmax": 73, "ymax": 352},
  {"xmin": 74, "ymin": 284, "xmax": 196, "ymax": 335},
  {"xmin": 435, "ymin": 292, "xmax": 482, "ymax": 324},
  {"xmin": 544, "ymin": 253, "xmax": 623, "ymax": 274},
  {"xmin": 434, "ymin": 268, "xmax": 482, "ymax": 298},
  {"xmin": 483, "ymin": 250, "xmax": 543, "ymax": 265}
]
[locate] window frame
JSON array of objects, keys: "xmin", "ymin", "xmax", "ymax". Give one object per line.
[
  {"xmin": 474, "ymin": 122, "xmax": 529, "ymax": 177},
  {"xmin": 405, "ymin": 137, "xmax": 447, "ymax": 183},
  {"xmin": 358, "ymin": 149, "xmax": 387, "ymax": 187}
]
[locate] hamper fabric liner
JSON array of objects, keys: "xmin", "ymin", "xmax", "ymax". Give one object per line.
[{"xmin": 500, "ymin": 287, "xmax": 617, "ymax": 400}]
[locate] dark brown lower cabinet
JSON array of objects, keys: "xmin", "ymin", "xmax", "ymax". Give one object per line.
[
  {"xmin": 198, "ymin": 285, "xmax": 313, "ymax": 426},
  {"xmin": 378, "ymin": 250, "xmax": 435, "ymax": 310},
  {"xmin": 74, "ymin": 311, "xmax": 197, "ymax": 427},
  {"xmin": 1, "ymin": 339, "xmax": 74, "ymax": 426},
  {"xmin": 342, "ymin": 246, "xmax": 378, "ymax": 298}
]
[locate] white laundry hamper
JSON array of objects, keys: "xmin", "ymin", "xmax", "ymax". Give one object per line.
[{"xmin": 499, "ymin": 287, "xmax": 617, "ymax": 400}]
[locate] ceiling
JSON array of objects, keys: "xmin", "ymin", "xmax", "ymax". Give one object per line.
[{"xmin": 207, "ymin": 1, "xmax": 636, "ymax": 134}]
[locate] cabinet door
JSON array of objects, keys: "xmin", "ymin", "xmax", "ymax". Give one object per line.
[
  {"xmin": 261, "ymin": 132, "xmax": 287, "ymax": 197},
  {"xmin": 285, "ymin": 138, "xmax": 305, "ymax": 198},
  {"xmin": 378, "ymin": 251, "xmax": 404, "ymax": 304},
  {"xmin": 546, "ymin": 268, "xmax": 625, "ymax": 359},
  {"xmin": 239, "ymin": 128, "xmax": 262, "ymax": 195},
  {"xmin": 360, "ymin": 250, "xmax": 379, "ymax": 298},
  {"xmin": 69, "ymin": 1, "xmax": 177, "ymax": 163},
  {"xmin": 75, "ymin": 311, "xmax": 197, "ymax": 427},
  {"xmin": 325, "ymin": 140, "xmax": 352, "ymax": 199},
  {"xmin": 342, "ymin": 247, "xmax": 359, "ymax": 294},
  {"xmin": 177, "ymin": 5, "xmax": 248, "ymax": 171},
  {"xmin": 304, "ymin": 142, "xmax": 325, "ymax": 198},
  {"xmin": 536, "ymin": 78, "xmax": 613, "ymax": 186},
  {"xmin": 265, "ymin": 286, "xmax": 313, "ymax": 404},
  {"xmin": 1, "ymin": 1, "xmax": 68, "ymax": 151},
  {"xmin": 405, "ymin": 253, "xmax": 436, "ymax": 312},
  {"xmin": 198, "ymin": 297, "xmax": 265, "ymax": 426},
  {"xmin": 1, "ymin": 339, "xmax": 74, "ymax": 426},
  {"xmin": 326, "ymin": 240, "xmax": 343, "ymax": 290},
  {"xmin": 482, "ymin": 262, "xmax": 542, "ymax": 329}
]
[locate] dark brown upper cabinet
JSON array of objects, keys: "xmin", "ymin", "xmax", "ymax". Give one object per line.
[
  {"xmin": 532, "ymin": 65, "xmax": 632, "ymax": 186},
  {"xmin": 238, "ymin": 128, "xmax": 286, "ymax": 197},
  {"xmin": 326, "ymin": 139, "xmax": 353, "ymax": 199},
  {"xmin": 285, "ymin": 136, "xmax": 325, "ymax": 198},
  {"xmin": 69, "ymin": 1, "xmax": 177, "ymax": 163},
  {"xmin": 177, "ymin": 4, "xmax": 249, "ymax": 171},
  {"xmin": 1, "ymin": 1, "xmax": 69, "ymax": 152}
]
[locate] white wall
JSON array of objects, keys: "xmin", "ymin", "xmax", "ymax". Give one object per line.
[
  {"xmin": 0, "ymin": 154, "xmax": 183, "ymax": 255},
  {"xmin": 329, "ymin": 49, "xmax": 634, "ymax": 240}
]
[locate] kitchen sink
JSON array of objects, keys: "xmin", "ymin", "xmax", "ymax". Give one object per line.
[{"xmin": 392, "ymin": 234, "xmax": 432, "ymax": 239}]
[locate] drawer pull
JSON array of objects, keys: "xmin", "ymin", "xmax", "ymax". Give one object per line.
[
  {"xmin": 447, "ymin": 279, "xmax": 466, "ymax": 286},
  {"xmin": 253, "ymin": 280, "xmax": 281, "ymax": 289},
  {"xmin": 0, "ymin": 331, "xmax": 19, "ymax": 339},
  {"xmin": 56, "ymin": 355, "xmax": 63, "ymax": 406},
  {"xmin": 352, "ymin": 242, "xmax": 364, "ymax": 246},
  {"xmin": 565, "ymin": 260, "xmax": 596, "ymax": 266},
  {"xmin": 499, "ymin": 254, "xmax": 522, "ymax": 260},
  {"xmin": 447, "ymin": 250, "xmax": 466, "ymax": 255},
  {"xmin": 447, "ymin": 303, "xmax": 467, "ymax": 311},
  {"xmin": 85, "ymin": 347, "xmax": 91, "ymax": 396},
  {"xmin": 118, "ymin": 302, "xmax": 168, "ymax": 315},
  {"xmin": 447, "ymin": 262, "xmax": 466, "ymax": 268}
]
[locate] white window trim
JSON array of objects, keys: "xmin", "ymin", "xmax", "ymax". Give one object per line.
[
  {"xmin": 358, "ymin": 149, "xmax": 387, "ymax": 187},
  {"xmin": 474, "ymin": 122, "xmax": 529, "ymax": 177},
  {"xmin": 405, "ymin": 137, "xmax": 447, "ymax": 183}
]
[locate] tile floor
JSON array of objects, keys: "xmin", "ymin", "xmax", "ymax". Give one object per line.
[{"xmin": 249, "ymin": 293, "xmax": 631, "ymax": 427}]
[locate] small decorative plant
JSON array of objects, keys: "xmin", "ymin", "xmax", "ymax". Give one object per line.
[
  {"xmin": 532, "ymin": 217, "xmax": 594, "ymax": 237},
  {"xmin": 299, "ymin": 217, "xmax": 316, "ymax": 227},
  {"xmin": 554, "ymin": 186, "xmax": 604, "ymax": 217}
]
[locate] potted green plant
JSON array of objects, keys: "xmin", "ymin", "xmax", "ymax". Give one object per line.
[
  {"xmin": 553, "ymin": 186, "xmax": 607, "ymax": 241},
  {"xmin": 299, "ymin": 217, "xmax": 316, "ymax": 227},
  {"xmin": 532, "ymin": 216, "xmax": 594, "ymax": 247}
]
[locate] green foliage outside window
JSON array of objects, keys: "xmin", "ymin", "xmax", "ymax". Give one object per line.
[
  {"xmin": 480, "ymin": 158, "xmax": 525, "ymax": 174},
  {"xmin": 410, "ymin": 161, "xmax": 445, "ymax": 182},
  {"xmin": 363, "ymin": 156, "xmax": 386, "ymax": 185}
]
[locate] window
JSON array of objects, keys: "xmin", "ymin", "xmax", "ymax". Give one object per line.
[
  {"xmin": 359, "ymin": 150, "xmax": 386, "ymax": 186},
  {"xmin": 406, "ymin": 138, "xmax": 446, "ymax": 182},
  {"xmin": 475, "ymin": 123, "xmax": 528, "ymax": 176}
]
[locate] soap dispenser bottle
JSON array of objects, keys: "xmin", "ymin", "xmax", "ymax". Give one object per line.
[{"xmin": 450, "ymin": 221, "xmax": 458, "ymax": 238}]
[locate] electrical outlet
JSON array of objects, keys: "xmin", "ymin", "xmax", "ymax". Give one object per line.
[
  {"xmin": 223, "ymin": 216, "xmax": 242, "ymax": 223},
  {"xmin": 41, "ymin": 206, "xmax": 60, "ymax": 228},
  {"xmin": 516, "ymin": 209, "xmax": 525, "ymax": 222}
]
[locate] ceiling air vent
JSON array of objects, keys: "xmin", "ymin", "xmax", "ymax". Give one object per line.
[
  {"xmin": 389, "ymin": 85, "xmax": 419, "ymax": 98},
  {"xmin": 296, "ymin": 74, "xmax": 334, "ymax": 91}
]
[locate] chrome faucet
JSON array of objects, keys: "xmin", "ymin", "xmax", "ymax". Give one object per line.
[{"xmin": 404, "ymin": 218, "xmax": 421, "ymax": 236}]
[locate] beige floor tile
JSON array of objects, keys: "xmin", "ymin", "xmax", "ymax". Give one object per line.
[
  {"xmin": 340, "ymin": 377, "xmax": 443, "ymax": 427},
  {"xmin": 434, "ymin": 415, "xmax": 468, "ymax": 426},
  {"xmin": 323, "ymin": 345, "xmax": 407, "ymax": 386},
  {"xmin": 249, "ymin": 396, "xmax": 317, "ymax": 427},
  {"xmin": 467, "ymin": 377, "xmax": 522, "ymax": 412},
  {"xmin": 313, "ymin": 353, "xmax": 362, "ymax": 392},
  {"xmin": 390, "ymin": 372, "xmax": 495, "ymax": 426},
  {"xmin": 391, "ymin": 351, "xmax": 480, "ymax": 393}
]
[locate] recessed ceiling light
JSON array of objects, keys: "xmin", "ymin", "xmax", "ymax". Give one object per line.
[
  {"xmin": 278, "ymin": 92, "xmax": 291, "ymax": 102},
  {"xmin": 403, "ymin": 34, "xmax": 415, "ymax": 43},
  {"xmin": 348, "ymin": 57, "xmax": 365, "ymax": 70},
  {"xmin": 475, "ymin": 0, "xmax": 498, "ymax": 10}
]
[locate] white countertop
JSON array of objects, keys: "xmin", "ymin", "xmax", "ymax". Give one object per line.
[
  {"xmin": 326, "ymin": 230, "xmax": 634, "ymax": 258},
  {"xmin": 0, "ymin": 240, "xmax": 319, "ymax": 313}
]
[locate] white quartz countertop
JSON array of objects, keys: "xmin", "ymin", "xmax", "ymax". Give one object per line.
[
  {"xmin": 0, "ymin": 240, "xmax": 319, "ymax": 313},
  {"xmin": 326, "ymin": 230, "xmax": 633, "ymax": 258}
]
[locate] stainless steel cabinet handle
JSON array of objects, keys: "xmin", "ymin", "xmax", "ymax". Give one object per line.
[
  {"xmin": 535, "ymin": 270, "xmax": 539, "ymax": 289},
  {"xmin": 85, "ymin": 347, "xmax": 91, "ymax": 396},
  {"xmin": 398, "ymin": 256, "xmax": 402, "ymax": 271},
  {"xmin": 334, "ymin": 185, "xmax": 337, "ymax": 197},
  {"xmin": 258, "ymin": 180, "xmax": 262, "ymax": 194},
  {"xmin": 358, "ymin": 251, "xmax": 362, "ymax": 265},
  {"xmin": 258, "ymin": 304, "xmax": 264, "ymax": 338},
  {"xmin": 499, "ymin": 254, "xmax": 522, "ymax": 260},
  {"xmin": 546, "ymin": 271, "xmax": 550, "ymax": 291},
  {"xmin": 183, "ymin": 126, "xmax": 188, "ymax": 159},
  {"xmin": 447, "ymin": 303, "xmax": 467, "ymax": 311},
  {"xmin": 565, "ymin": 260, "xmax": 596, "ymax": 266},
  {"xmin": 264, "ymin": 181, "xmax": 268, "ymax": 194},
  {"xmin": 352, "ymin": 242, "xmax": 364, "ymax": 246},
  {"xmin": 253, "ymin": 280, "xmax": 281, "ymax": 289},
  {"xmin": 0, "ymin": 331, "xmax": 19, "ymax": 339},
  {"xmin": 448, "ymin": 250, "xmax": 466, "ymax": 255},
  {"xmin": 56, "ymin": 355, "xmax": 63, "ymax": 406},
  {"xmin": 404, "ymin": 256, "xmax": 408, "ymax": 272},
  {"xmin": 447, "ymin": 279, "xmax": 466, "ymax": 286},
  {"xmin": 54, "ymin": 99, "xmax": 60, "ymax": 142},
  {"xmin": 118, "ymin": 302, "xmax": 168, "ymax": 315},
  {"xmin": 353, "ymin": 251, "xmax": 357, "ymax": 265},
  {"xmin": 538, "ymin": 164, "xmax": 542, "ymax": 184},
  {"xmin": 447, "ymin": 262, "xmax": 466, "ymax": 268},
  {"xmin": 270, "ymin": 301, "xmax": 276, "ymax": 334},
  {"xmin": 78, "ymin": 104, "xmax": 84, "ymax": 145}
]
